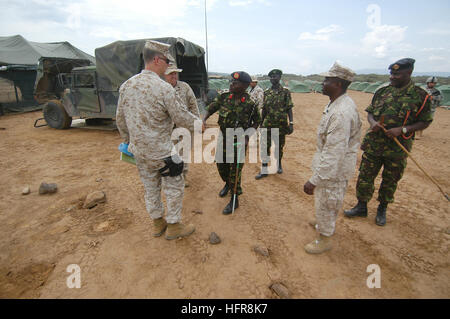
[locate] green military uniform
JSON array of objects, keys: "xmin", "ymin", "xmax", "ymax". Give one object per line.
[
  {"xmin": 206, "ymin": 91, "xmax": 260, "ymax": 195},
  {"xmin": 356, "ymin": 81, "xmax": 433, "ymax": 204},
  {"xmin": 261, "ymin": 86, "xmax": 294, "ymax": 163}
]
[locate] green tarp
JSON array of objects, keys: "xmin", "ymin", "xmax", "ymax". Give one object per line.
[
  {"xmin": 349, "ymin": 82, "xmax": 361, "ymax": 90},
  {"xmin": 0, "ymin": 35, "xmax": 94, "ymax": 111},
  {"xmin": 439, "ymin": 85, "xmax": 450, "ymax": 106},
  {"xmin": 208, "ymin": 78, "xmax": 229, "ymax": 92},
  {"xmin": 354, "ymin": 82, "xmax": 371, "ymax": 91},
  {"xmin": 258, "ymin": 80, "xmax": 271, "ymax": 90},
  {"xmin": 363, "ymin": 81, "xmax": 382, "ymax": 93},
  {"xmin": 312, "ymin": 82, "xmax": 323, "ymax": 93},
  {"xmin": 288, "ymin": 80, "xmax": 311, "ymax": 93},
  {"xmin": 95, "ymin": 37, "xmax": 206, "ymax": 93}
]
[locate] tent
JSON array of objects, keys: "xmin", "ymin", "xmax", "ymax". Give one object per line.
[
  {"xmin": 349, "ymin": 81, "xmax": 361, "ymax": 90},
  {"xmin": 303, "ymin": 79, "xmax": 319, "ymax": 90},
  {"xmin": 438, "ymin": 85, "xmax": 450, "ymax": 106},
  {"xmin": 258, "ymin": 80, "xmax": 271, "ymax": 90},
  {"xmin": 0, "ymin": 35, "xmax": 94, "ymax": 112},
  {"xmin": 312, "ymin": 82, "xmax": 323, "ymax": 93},
  {"xmin": 288, "ymin": 80, "xmax": 311, "ymax": 93},
  {"xmin": 95, "ymin": 37, "xmax": 206, "ymax": 98},
  {"xmin": 363, "ymin": 81, "xmax": 383, "ymax": 93},
  {"xmin": 208, "ymin": 78, "xmax": 229, "ymax": 92},
  {"xmin": 354, "ymin": 82, "xmax": 370, "ymax": 91}
]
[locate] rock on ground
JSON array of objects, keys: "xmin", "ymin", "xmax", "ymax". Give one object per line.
[
  {"xmin": 83, "ymin": 191, "xmax": 106, "ymax": 209},
  {"xmin": 39, "ymin": 183, "xmax": 57, "ymax": 195},
  {"xmin": 209, "ymin": 232, "xmax": 221, "ymax": 245},
  {"xmin": 270, "ymin": 283, "xmax": 291, "ymax": 299}
]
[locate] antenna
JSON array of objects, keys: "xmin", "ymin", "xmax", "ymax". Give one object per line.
[{"xmin": 204, "ymin": 0, "xmax": 209, "ymax": 74}]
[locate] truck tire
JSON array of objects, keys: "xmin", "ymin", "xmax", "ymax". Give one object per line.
[{"xmin": 43, "ymin": 101, "xmax": 72, "ymax": 129}]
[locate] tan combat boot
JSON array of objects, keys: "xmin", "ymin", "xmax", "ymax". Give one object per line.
[
  {"xmin": 304, "ymin": 234, "xmax": 332, "ymax": 254},
  {"xmin": 165, "ymin": 222, "xmax": 195, "ymax": 240},
  {"xmin": 152, "ymin": 217, "xmax": 168, "ymax": 237}
]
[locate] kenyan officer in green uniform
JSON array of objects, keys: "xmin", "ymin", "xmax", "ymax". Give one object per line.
[
  {"xmin": 203, "ymin": 71, "xmax": 260, "ymax": 215},
  {"xmin": 255, "ymin": 69, "xmax": 294, "ymax": 179},
  {"xmin": 344, "ymin": 58, "xmax": 434, "ymax": 226}
]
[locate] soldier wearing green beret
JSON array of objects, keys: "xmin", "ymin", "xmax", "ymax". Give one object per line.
[
  {"xmin": 203, "ymin": 71, "xmax": 261, "ymax": 215},
  {"xmin": 255, "ymin": 69, "xmax": 294, "ymax": 179},
  {"xmin": 344, "ymin": 58, "xmax": 434, "ymax": 226}
]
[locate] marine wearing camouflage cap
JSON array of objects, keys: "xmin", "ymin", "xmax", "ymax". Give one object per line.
[
  {"xmin": 320, "ymin": 61, "xmax": 355, "ymax": 82},
  {"xmin": 144, "ymin": 40, "xmax": 175, "ymax": 63}
]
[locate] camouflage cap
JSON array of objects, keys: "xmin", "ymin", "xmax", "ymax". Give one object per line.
[
  {"xmin": 144, "ymin": 40, "xmax": 175, "ymax": 63},
  {"xmin": 388, "ymin": 58, "xmax": 415, "ymax": 71},
  {"xmin": 426, "ymin": 76, "xmax": 437, "ymax": 83},
  {"xmin": 251, "ymin": 76, "xmax": 258, "ymax": 83},
  {"xmin": 268, "ymin": 69, "xmax": 282, "ymax": 77},
  {"xmin": 165, "ymin": 64, "xmax": 183, "ymax": 75},
  {"xmin": 231, "ymin": 71, "xmax": 252, "ymax": 83},
  {"xmin": 320, "ymin": 61, "xmax": 355, "ymax": 82}
]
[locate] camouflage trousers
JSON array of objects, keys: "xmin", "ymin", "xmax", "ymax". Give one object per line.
[
  {"xmin": 260, "ymin": 129, "xmax": 286, "ymax": 164},
  {"xmin": 135, "ymin": 156, "xmax": 185, "ymax": 224},
  {"xmin": 216, "ymin": 135, "xmax": 247, "ymax": 196},
  {"xmin": 356, "ymin": 152, "xmax": 407, "ymax": 204},
  {"xmin": 315, "ymin": 181, "xmax": 348, "ymax": 237}
]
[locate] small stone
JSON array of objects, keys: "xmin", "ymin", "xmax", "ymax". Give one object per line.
[
  {"xmin": 270, "ymin": 282, "xmax": 291, "ymax": 299},
  {"xmin": 192, "ymin": 210, "xmax": 203, "ymax": 214},
  {"xmin": 253, "ymin": 245, "xmax": 269, "ymax": 257},
  {"xmin": 83, "ymin": 191, "xmax": 106, "ymax": 209},
  {"xmin": 94, "ymin": 221, "xmax": 111, "ymax": 232},
  {"xmin": 39, "ymin": 182, "xmax": 57, "ymax": 194},
  {"xmin": 96, "ymin": 178, "xmax": 103, "ymax": 182},
  {"xmin": 22, "ymin": 186, "xmax": 30, "ymax": 195},
  {"xmin": 209, "ymin": 232, "xmax": 221, "ymax": 245}
]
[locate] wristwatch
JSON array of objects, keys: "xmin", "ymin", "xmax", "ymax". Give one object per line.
[{"xmin": 402, "ymin": 126, "xmax": 408, "ymax": 134}]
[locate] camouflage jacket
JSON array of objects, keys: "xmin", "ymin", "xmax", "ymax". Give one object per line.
[
  {"xmin": 261, "ymin": 86, "xmax": 294, "ymax": 134},
  {"xmin": 116, "ymin": 70, "xmax": 200, "ymax": 161},
  {"xmin": 310, "ymin": 94, "xmax": 362, "ymax": 186},
  {"xmin": 425, "ymin": 86, "xmax": 442, "ymax": 111},
  {"xmin": 362, "ymin": 81, "xmax": 433, "ymax": 158},
  {"xmin": 249, "ymin": 85, "xmax": 264, "ymax": 112},
  {"xmin": 175, "ymin": 80, "xmax": 200, "ymax": 118},
  {"xmin": 206, "ymin": 91, "xmax": 260, "ymax": 133}
]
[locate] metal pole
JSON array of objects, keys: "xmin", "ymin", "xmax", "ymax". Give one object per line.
[{"xmin": 204, "ymin": 0, "xmax": 209, "ymax": 74}]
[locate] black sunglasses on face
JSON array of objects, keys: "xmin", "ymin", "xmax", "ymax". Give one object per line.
[{"xmin": 157, "ymin": 55, "xmax": 171, "ymax": 64}]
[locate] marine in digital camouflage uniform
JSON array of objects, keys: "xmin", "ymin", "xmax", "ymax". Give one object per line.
[
  {"xmin": 255, "ymin": 69, "xmax": 294, "ymax": 179},
  {"xmin": 344, "ymin": 58, "xmax": 433, "ymax": 226},
  {"xmin": 116, "ymin": 40, "xmax": 200, "ymax": 240},
  {"xmin": 164, "ymin": 65, "xmax": 200, "ymax": 187},
  {"xmin": 203, "ymin": 71, "xmax": 260, "ymax": 215},
  {"xmin": 248, "ymin": 77, "xmax": 264, "ymax": 114}
]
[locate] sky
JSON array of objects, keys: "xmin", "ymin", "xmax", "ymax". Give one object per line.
[{"xmin": 1, "ymin": 0, "xmax": 450, "ymax": 75}]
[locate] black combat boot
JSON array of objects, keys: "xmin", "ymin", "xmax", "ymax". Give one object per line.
[
  {"xmin": 344, "ymin": 200, "xmax": 368, "ymax": 218},
  {"xmin": 255, "ymin": 163, "xmax": 268, "ymax": 180},
  {"xmin": 218, "ymin": 183, "xmax": 230, "ymax": 197},
  {"xmin": 375, "ymin": 202, "xmax": 387, "ymax": 226},
  {"xmin": 223, "ymin": 194, "xmax": 239, "ymax": 215},
  {"xmin": 277, "ymin": 160, "xmax": 283, "ymax": 174}
]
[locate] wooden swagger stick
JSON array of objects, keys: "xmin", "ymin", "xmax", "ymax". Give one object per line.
[{"xmin": 378, "ymin": 115, "xmax": 449, "ymax": 201}]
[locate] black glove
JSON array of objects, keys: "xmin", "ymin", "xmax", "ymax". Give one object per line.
[
  {"xmin": 287, "ymin": 124, "xmax": 294, "ymax": 135},
  {"xmin": 159, "ymin": 154, "xmax": 184, "ymax": 177}
]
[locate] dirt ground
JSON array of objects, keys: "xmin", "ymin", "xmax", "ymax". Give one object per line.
[{"xmin": 0, "ymin": 91, "xmax": 449, "ymax": 299}]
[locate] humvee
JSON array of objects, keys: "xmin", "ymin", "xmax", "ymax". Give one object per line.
[{"xmin": 39, "ymin": 37, "xmax": 208, "ymax": 129}]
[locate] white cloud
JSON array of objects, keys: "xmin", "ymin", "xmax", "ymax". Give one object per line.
[
  {"xmin": 422, "ymin": 28, "xmax": 450, "ymax": 36},
  {"xmin": 429, "ymin": 55, "xmax": 446, "ymax": 61},
  {"xmin": 298, "ymin": 24, "xmax": 343, "ymax": 41},
  {"xmin": 361, "ymin": 24, "xmax": 408, "ymax": 58}
]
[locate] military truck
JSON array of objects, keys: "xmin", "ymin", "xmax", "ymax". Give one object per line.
[{"xmin": 39, "ymin": 37, "xmax": 208, "ymax": 129}]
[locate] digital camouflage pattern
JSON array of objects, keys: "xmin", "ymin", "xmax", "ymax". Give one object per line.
[
  {"xmin": 425, "ymin": 86, "xmax": 442, "ymax": 115},
  {"xmin": 356, "ymin": 81, "xmax": 433, "ymax": 204},
  {"xmin": 207, "ymin": 91, "xmax": 260, "ymax": 195},
  {"xmin": 261, "ymin": 86, "xmax": 294, "ymax": 134},
  {"xmin": 175, "ymin": 80, "xmax": 200, "ymax": 117},
  {"xmin": 249, "ymin": 85, "xmax": 264, "ymax": 113},
  {"xmin": 310, "ymin": 94, "xmax": 362, "ymax": 186},
  {"xmin": 315, "ymin": 181, "xmax": 348, "ymax": 236},
  {"xmin": 116, "ymin": 70, "xmax": 200, "ymax": 222},
  {"xmin": 310, "ymin": 94, "xmax": 361, "ymax": 237}
]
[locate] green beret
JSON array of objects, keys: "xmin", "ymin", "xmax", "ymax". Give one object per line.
[{"xmin": 268, "ymin": 69, "xmax": 283, "ymax": 77}]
